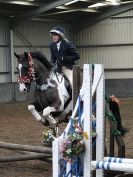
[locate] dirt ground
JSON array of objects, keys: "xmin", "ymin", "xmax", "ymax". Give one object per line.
[
  {"xmin": 113, "ymin": 98, "xmax": 133, "ymax": 159},
  {"xmin": 0, "ymin": 102, "xmax": 52, "ymax": 177},
  {"xmin": 0, "ymin": 98, "xmax": 133, "ymax": 177}
]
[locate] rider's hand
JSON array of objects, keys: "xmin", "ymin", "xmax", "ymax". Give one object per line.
[
  {"xmin": 54, "ymin": 66, "xmax": 62, "ymax": 73},
  {"xmin": 54, "ymin": 65, "xmax": 60, "ymax": 73}
]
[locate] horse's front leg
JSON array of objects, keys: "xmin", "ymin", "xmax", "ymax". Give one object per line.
[
  {"xmin": 43, "ymin": 106, "xmax": 57, "ymax": 125},
  {"xmin": 28, "ymin": 104, "xmax": 47, "ymax": 125}
]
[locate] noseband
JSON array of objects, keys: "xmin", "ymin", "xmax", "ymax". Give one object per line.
[{"xmin": 17, "ymin": 53, "xmax": 35, "ymax": 84}]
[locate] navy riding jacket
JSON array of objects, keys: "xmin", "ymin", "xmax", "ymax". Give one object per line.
[{"xmin": 50, "ymin": 40, "xmax": 80, "ymax": 70}]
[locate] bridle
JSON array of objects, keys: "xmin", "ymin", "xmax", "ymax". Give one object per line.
[
  {"xmin": 17, "ymin": 52, "xmax": 63, "ymax": 92},
  {"xmin": 17, "ymin": 53, "xmax": 35, "ymax": 84}
]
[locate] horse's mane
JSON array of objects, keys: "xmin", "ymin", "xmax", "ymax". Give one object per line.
[{"xmin": 31, "ymin": 52, "xmax": 53, "ymax": 70}]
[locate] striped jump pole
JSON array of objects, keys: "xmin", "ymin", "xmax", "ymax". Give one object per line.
[
  {"xmin": 91, "ymin": 160, "xmax": 133, "ymax": 173},
  {"xmin": 103, "ymin": 157, "xmax": 133, "ymax": 164}
]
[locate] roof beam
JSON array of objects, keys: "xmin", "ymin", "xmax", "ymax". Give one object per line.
[
  {"xmin": 75, "ymin": 2, "xmax": 133, "ymax": 32},
  {"xmin": 41, "ymin": 8, "xmax": 99, "ymax": 17},
  {"xmin": 0, "ymin": 0, "xmax": 39, "ymax": 6},
  {"xmin": 12, "ymin": 0, "xmax": 81, "ymax": 22},
  {"xmin": 79, "ymin": 0, "xmax": 104, "ymax": 2},
  {"xmin": 12, "ymin": 0, "xmax": 103, "ymax": 22}
]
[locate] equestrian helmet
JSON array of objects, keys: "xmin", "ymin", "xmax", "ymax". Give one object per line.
[{"xmin": 50, "ymin": 26, "xmax": 65, "ymax": 39}]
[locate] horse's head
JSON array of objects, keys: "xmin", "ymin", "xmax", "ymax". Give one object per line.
[{"xmin": 14, "ymin": 52, "xmax": 35, "ymax": 93}]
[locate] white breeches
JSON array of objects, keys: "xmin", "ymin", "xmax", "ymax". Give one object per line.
[{"xmin": 62, "ymin": 66, "xmax": 72, "ymax": 87}]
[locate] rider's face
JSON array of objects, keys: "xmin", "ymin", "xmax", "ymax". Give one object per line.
[{"xmin": 51, "ymin": 34, "xmax": 60, "ymax": 43}]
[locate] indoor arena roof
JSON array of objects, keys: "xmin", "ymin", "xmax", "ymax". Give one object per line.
[{"xmin": 0, "ymin": 0, "xmax": 133, "ymax": 30}]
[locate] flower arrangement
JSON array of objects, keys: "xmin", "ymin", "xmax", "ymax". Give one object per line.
[
  {"xmin": 60, "ymin": 124, "xmax": 85, "ymax": 162},
  {"xmin": 42, "ymin": 128, "xmax": 55, "ymax": 146}
]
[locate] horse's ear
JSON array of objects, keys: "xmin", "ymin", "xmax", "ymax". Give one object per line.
[
  {"xmin": 14, "ymin": 52, "xmax": 19, "ymax": 59},
  {"xmin": 24, "ymin": 52, "xmax": 28, "ymax": 58}
]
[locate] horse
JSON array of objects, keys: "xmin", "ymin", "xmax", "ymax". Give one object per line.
[{"xmin": 14, "ymin": 51, "xmax": 72, "ymax": 126}]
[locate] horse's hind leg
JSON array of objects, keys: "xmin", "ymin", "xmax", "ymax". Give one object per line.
[{"xmin": 28, "ymin": 104, "xmax": 47, "ymax": 125}]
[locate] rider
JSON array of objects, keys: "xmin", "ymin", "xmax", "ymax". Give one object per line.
[{"xmin": 49, "ymin": 26, "xmax": 80, "ymax": 86}]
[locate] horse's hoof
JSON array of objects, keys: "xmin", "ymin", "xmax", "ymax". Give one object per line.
[
  {"xmin": 40, "ymin": 119, "xmax": 50, "ymax": 126},
  {"xmin": 64, "ymin": 116, "xmax": 71, "ymax": 123},
  {"xmin": 49, "ymin": 125, "xmax": 56, "ymax": 130}
]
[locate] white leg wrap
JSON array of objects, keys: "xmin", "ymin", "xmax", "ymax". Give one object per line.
[
  {"xmin": 45, "ymin": 115, "xmax": 56, "ymax": 125},
  {"xmin": 43, "ymin": 106, "xmax": 56, "ymax": 117},
  {"xmin": 28, "ymin": 105, "xmax": 43, "ymax": 121}
]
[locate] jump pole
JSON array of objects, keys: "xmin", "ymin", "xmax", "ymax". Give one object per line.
[
  {"xmin": 83, "ymin": 64, "xmax": 92, "ymax": 177},
  {"xmin": 93, "ymin": 64, "xmax": 105, "ymax": 177},
  {"xmin": 0, "ymin": 153, "xmax": 52, "ymax": 163},
  {"xmin": 91, "ymin": 161, "xmax": 133, "ymax": 173},
  {"xmin": 0, "ymin": 141, "xmax": 52, "ymax": 154},
  {"xmin": 103, "ymin": 157, "xmax": 133, "ymax": 164}
]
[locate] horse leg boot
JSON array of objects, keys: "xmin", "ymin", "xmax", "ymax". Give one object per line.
[
  {"xmin": 28, "ymin": 104, "xmax": 46, "ymax": 125},
  {"xmin": 43, "ymin": 106, "xmax": 56, "ymax": 125}
]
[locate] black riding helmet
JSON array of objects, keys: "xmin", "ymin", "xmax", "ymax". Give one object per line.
[{"xmin": 50, "ymin": 26, "xmax": 66, "ymax": 40}]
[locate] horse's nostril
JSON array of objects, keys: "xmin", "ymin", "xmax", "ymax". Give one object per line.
[{"xmin": 24, "ymin": 88, "xmax": 27, "ymax": 92}]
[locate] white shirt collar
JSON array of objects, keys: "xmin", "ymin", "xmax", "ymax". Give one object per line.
[{"xmin": 56, "ymin": 41, "xmax": 61, "ymax": 51}]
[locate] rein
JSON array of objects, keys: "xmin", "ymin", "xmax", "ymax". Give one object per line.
[
  {"xmin": 55, "ymin": 71, "xmax": 63, "ymax": 83},
  {"xmin": 17, "ymin": 52, "xmax": 64, "ymax": 92},
  {"xmin": 17, "ymin": 53, "xmax": 35, "ymax": 83}
]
